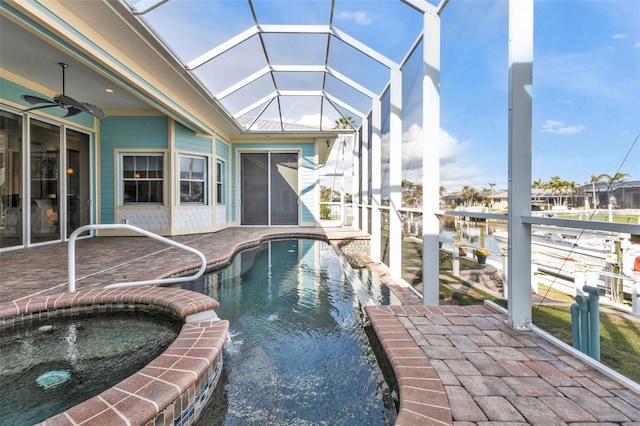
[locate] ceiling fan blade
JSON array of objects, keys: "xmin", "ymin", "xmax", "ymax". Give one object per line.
[
  {"xmin": 64, "ymin": 107, "xmax": 82, "ymax": 118},
  {"xmin": 24, "ymin": 65, "xmax": 106, "ymax": 122},
  {"xmin": 55, "ymin": 95, "xmax": 106, "ymax": 121},
  {"xmin": 24, "ymin": 104, "xmax": 57, "ymax": 112},
  {"xmin": 54, "ymin": 94, "xmax": 80, "ymax": 108},
  {"xmin": 22, "ymin": 95, "xmax": 54, "ymax": 105},
  {"xmin": 80, "ymin": 102, "xmax": 107, "ymax": 121}
]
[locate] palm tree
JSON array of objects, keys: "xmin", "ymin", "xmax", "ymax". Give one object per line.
[
  {"xmin": 402, "ymin": 179, "xmax": 422, "ymax": 208},
  {"xmin": 589, "ymin": 174, "xmax": 603, "ymax": 209},
  {"xmin": 603, "ymin": 172, "xmax": 630, "ymax": 183},
  {"xmin": 329, "ymin": 116, "xmax": 356, "ymax": 203},
  {"xmin": 567, "ymin": 181, "xmax": 577, "ymax": 207},
  {"xmin": 460, "ymin": 185, "xmax": 479, "ymax": 206},
  {"xmin": 542, "ymin": 177, "xmax": 557, "ymax": 206},
  {"xmin": 334, "ymin": 116, "xmax": 355, "ymax": 159},
  {"xmin": 532, "ymin": 179, "xmax": 544, "ymax": 205},
  {"xmin": 488, "ymin": 183, "xmax": 496, "ymax": 208},
  {"xmin": 334, "ymin": 116, "xmax": 355, "ymax": 130},
  {"xmin": 596, "ymin": 172, "xmax": 630, "ymax": 206}
]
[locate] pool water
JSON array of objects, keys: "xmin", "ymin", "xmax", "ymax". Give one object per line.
[
  {"xmin": 0, "ymin": 310, "xmax": 182, "ymax": 425},
  {"xmin": 180, "ymin": 239, "xmax": 398, "ymax": 425}
]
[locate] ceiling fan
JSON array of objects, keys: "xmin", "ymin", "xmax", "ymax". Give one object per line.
[{"xmin": 22, "ymin": 62, "xmax": 106, "ymax": 121}]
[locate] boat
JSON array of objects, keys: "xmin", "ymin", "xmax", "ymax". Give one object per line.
[{"xmin": 492, "ymin": 226, "xmax": 640, "ymax": 296}]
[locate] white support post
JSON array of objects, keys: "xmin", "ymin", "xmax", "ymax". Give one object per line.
[
  {"xmin": 361, "ymin": 117, "xmax": 370, "ymax": 234},
  {"xmin": 633, "ymin": 273, "xmax": 640, "ymax": 316},
  {"xmin": 339, "ymin": 174, "xmax": 345, "ymax": 226},
  {"xmin": 421, "ymin": 9, "xmax": 441, "ymax": 305},
  {"xmin": 452, "ymin": 241, "xmax": 460, "ymax": 277},
  {"xmin": 389, "ymin": 67, "xmax": 403, "ymax": 279},
  {"xmin": 507, "ymin": 0, "xmax": 534, "ymax": 329},
  {"xmin": 501, "ymin": 248, "xmax": 509, "ymax": 299},
  {"xmin": 574, "ymin": 262, "xmax": 586, "ymax": 297},
  {"xmin": 370, "ymin": 99, "xmax": 382, "ymax": 263},
  {"xmin": 531, "ymin": 263, "xmax": 538, "ymax": 294},
  {"xmin": 352, "ymin": 130, "xmax": 361, "ymax": 230},
  {"xmin": 586, "ymin": 266, "xmax": 598, "ymax": 289}
]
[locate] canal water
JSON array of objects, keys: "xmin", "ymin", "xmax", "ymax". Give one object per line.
[{"xmin": 438, "ymin": 217, "xmax": 506, "ymax": 261}]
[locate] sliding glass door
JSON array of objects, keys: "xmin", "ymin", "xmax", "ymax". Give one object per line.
[
  {"xmin": 0, "ymin": 111, "xmax": 23, "ymax": 248},
  {"xmin": 0, "ymin": 109, "xmax": 93, "ymax": 250},
  {"xmin": 66, "ymin": 129, "xmax": 91, "ymax": 237},
  {"xmin": 241, "ymin": 153, "xmax": 269, "ymax": 225},
  {"xmin": 240, "ymin": 152, "xmax": 299, "ymax": 226},
  {"xmin": 29, "ymin": 119, "xmax": 61, "ymax": 244},
  {"xmin": 270, "ymin": 153, "xmax": 298, "ymax": 225}
]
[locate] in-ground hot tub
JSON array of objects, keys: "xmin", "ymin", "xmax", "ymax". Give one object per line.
[{"xmin": 0, "ymin": 286, "xmax": 228, "ymax": 425}]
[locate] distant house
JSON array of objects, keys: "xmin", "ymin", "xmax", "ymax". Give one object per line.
[
  {"xmin": 441, "ymin": 182, "xmax": 640, "ymax": 212},
  {"xmin": 577, "ymin": 181, "xmax": 640, "ymax": 209},
  {"xmin": 486, "ymin": 190, "xmax": 509, "ymax": 211}
]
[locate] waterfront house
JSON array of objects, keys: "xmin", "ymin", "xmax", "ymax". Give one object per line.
[{"xmin": 1, "ymin": 1, "xmax": 343, "ymax": 250}]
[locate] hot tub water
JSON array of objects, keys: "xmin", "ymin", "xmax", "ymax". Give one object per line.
[{"xmin": 0, "ymin": 310, "xmax": 181, "ymax": 424}]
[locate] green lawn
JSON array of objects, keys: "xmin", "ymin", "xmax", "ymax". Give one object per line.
[
  {"xmin": 557, "ymin": 213, "xmax": 639, "ymax": 224},
  {"xmin": 401, "ymin": 239, "xmax": 484, "ymax": 286},
  {"xmin": 532, "ymin": 305, "xmax": 640, "ymax": 383}
]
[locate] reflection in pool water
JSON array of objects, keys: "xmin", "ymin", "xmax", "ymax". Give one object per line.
[
  {"xmin": 181, "ymin": 239, "xmax": 398, "ymax": 425},
  {"xmin": 0, "ymin": 310, "xmax": 181, "ymax": 424}
]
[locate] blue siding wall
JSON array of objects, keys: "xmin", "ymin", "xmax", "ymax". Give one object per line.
[
  {"xmin": 1, "ymin": 78, "xmax": 95, "ymax": 128},
  {"xmin": 99, "ymin": 116, "xmax": 168, "ymax": 223},
  {"xmin": 231, "ymin": 142, "xmax": 316, "ymax": 224},
  {"xmin": 175, "ymin": 122, "xmax": 212, "ymax": 154},
  {"xmin": 215, "ymin": 136, "xmax": 230, "ymax": 220}
]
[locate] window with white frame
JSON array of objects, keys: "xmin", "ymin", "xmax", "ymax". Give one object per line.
[
  {"xmin": 179, "ymin": 155, "xmax": 206, "ymax": 204},
  {"xmin": 216, "ymin": 160, "xmax": 225, "ymax": 204},
  {"xmin": 121, "ymin": 154, "xmax": 164, "ymax": 204}
]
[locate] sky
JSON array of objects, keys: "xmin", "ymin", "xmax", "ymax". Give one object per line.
[
  {"xmin": 136, "ymin": 0, "xmax": 639, "ymax": 193},
  {"xmin": 327, "ymin": 0, "xmax": 640, "ymax": 193}
]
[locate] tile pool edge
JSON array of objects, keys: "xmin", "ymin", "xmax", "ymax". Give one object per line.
[
  {"xmin": 0, "ymin": 286, "xmax": 228, "ymax": 426},
  {"xmin": 365, "ymin": 305, "xmax": 453, "ymax": 425}
]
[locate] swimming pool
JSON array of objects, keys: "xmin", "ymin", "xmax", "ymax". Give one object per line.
[{"xmin": 180, "ymin": 239, "xmax": 398, "ymax": 425}]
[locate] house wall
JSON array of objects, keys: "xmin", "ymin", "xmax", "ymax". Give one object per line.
[
  {"xmin": 99, "ymin": 117, "xmax": 240, "ymax": 235},
  {"xmin": 172, "ymin": 121, "xmax": 216, "ymax": 233},
  {"xmin": 215, "ymin": 136, "xmax": 231, "ymax": 226},
  {"xmin": 3, "ymin": 80, "xmax": 323, "ymax": 237},
  {"xmin": 100, "ymin": 115, "xmax": 170, "ymax": 230},
  {"xmin": 174, "ymin": 122, "xmax": 212, "ymax": 154}
]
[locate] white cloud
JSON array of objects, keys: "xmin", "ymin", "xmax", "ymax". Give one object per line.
[
  {"xmin": 295, "ymin": 113, "xmax": 337, "ymax": 129},
  {"xmin": 612, "ymin": 33, "xmax": 628, "ymax": 40},
  {"xmin": 541, "ymin": 120, "xmax": 586, "ymax": 135},
  {"xmin": 296, "ymin": 113, "xmax": 321, "ymax": 127},
  {"xmin": 336, "ymin": 11, "xmax": 374, "ymax": 25},
  {"xmin": 400, "ymin": 125, "xmax": 497, "ymax": 190},
  {"xmin": 401, "ymin": 125, "xmax": 462, "ymax": 169},
  {"xmin": 324, "ymin": 124, "xmax": 506, "ymax": 192},
  {"xmin": 635, "ymin": 42, "xmax": 640, "ymax": 49}
]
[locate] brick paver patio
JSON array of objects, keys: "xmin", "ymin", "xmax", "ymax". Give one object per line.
[{"xmin": 1, "ymin": 227, "xmax": 639, "ymax": 425}]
